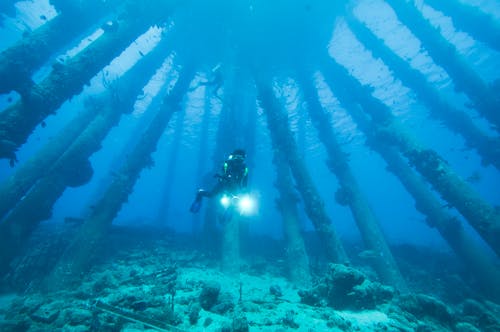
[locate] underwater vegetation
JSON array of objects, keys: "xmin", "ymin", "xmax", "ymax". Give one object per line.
[{"xmin": 0, "ymin": 0, "xmax": 499, "ymax": 331}]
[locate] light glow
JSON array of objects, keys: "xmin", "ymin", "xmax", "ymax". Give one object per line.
[
  {"xmin": 220, "ymin": 195, "xmax": 230, "ymax": 208},
  {"xmin": 238, "ymin": 195, "xmax": 255, "ymax": 215}
]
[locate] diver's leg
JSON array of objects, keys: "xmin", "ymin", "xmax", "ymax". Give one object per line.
[
  {"xmin": 189, "ymin": 188, "xmax": 217, "ymax": 213},
  {"xmin": 190, "ymin": 189, "xmax": 207, "ymax": 213}
]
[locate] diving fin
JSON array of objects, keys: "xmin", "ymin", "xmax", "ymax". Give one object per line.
[{"xmin": 190, "ymin": 197, "xmax": 202, "ymax": 213}]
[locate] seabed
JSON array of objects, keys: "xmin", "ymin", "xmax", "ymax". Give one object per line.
[{"xmin": 0, "ymin": 223, "xmax": 498, "ymax": 332}]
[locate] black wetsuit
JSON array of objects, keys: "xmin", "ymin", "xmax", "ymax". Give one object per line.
[
  {"xmin": 190, "ymin": 156, "xmax": 248, "ymax": 212},
  {"xmin": 203, "ymin": 157, "xmax": 248, "ymax": 197}
]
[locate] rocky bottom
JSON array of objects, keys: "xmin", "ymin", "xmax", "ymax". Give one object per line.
[{"xmin": 0, "ymin": 227, "xmax": 499, "ymax": 332}]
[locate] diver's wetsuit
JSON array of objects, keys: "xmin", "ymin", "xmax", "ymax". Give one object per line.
[{"xmin": 190, "ymin": 152, "xmax": 248, "ymax": 213}]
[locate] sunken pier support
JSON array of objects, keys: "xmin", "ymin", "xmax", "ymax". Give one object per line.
[
  {"xmin": 0, "ymin": 0, "xmax": 119, "ymax": 96},
  {"xmin": 257, "ymin": 79, "xmax": 349, "ymax": 264},
  {"xmin": 0, "ymin": 101, "xmax": 99, "ymax": 221},
  {"xmin": 385, "ymin": 0, "xmax": 500, "ymax": 132},
  {"xmin": 297, "ymin": 71, "xmax": 406, "ymax": 291},
  {"xmin": 0, "ymin": 0, "xmax": 173, "ymax": 161},
  {"xmin": 191, "ymin": 90, "xmax": 213, "ymax": 232},
  {"xmin": 221, "ymin": 215, "xmax": 241, "ymax": 276},
  {"xmin": 0, "ymin": 37, "xmax": 172, "ymax": 275},
  {"xmin": 49, "ymin": 65, "xmax": 196, "ymax": 284},
  {"xmin": 201, "ymin": 104, "xmax": 230, "ymax": 251},
  {"xmin": 273, "ymin": 148, "xmax": 311, "ymax": 286},
  {"xmin": 219, "ymin": 73, "xmax": 246, "ymax": 275},
  {"xmin": 346, "ymin": 15, "xmax": 500, "ymax": 170},
  {"xmin": 157, "ymin": 110, "xmax": 186, "ymax": 224},
  {"xmin": 321, "ymin": 57, "xmax": 500, "ymax": 257},
  {"xmin": 348, "ymin": 102, "xmax": 500, "ymax": 300},
  {"xmin": 424, "ymin": 0, "xmax": 500, "ymax": 52}
]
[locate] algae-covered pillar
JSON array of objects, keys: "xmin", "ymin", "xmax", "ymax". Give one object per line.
[
  {"xmin": 0, "ymin": 36, "xmax": 173, "ymax": 275},
  {"xmin": 257, "ymin": 78, "xmax": 348, "ymax": 264},
  {"xmin": 156, "ymin": 108, "xmax": 186, "ymax": 225},
  {"xmin": 220, "ymin": 70, "xmax": 246, "ymax": 275},
  {"xmin": 0, "ymin": 0, "xmax": 119, "ymax": 96},
  {"xmin": 81, "ymin": 68, "xmax": 174, "ymax": 218},
  {"xmin": 346, "ymin": 15, "xmax": 500, "ymax": 170},
  {"xmin": 273, "ymin": 148, "xmax": 311, "ymax": 286},
  {"xmin": 343, "ymin": 103, "xmax": 500, "ymax": 300},
  {"xmin": 0, "ymin": 102, "xmax": 99, "ymax": 221},
  {"xmin": 192, "ymin": 88, "xmax": 213, "ymax": 233},
  {"xmin": 0, "ymin": 0, "xmax": 175, "ymax": 160},
  {"xmin": 297, "ymin": 70, "xmax": 406, "ymax": 290},
  {"xmin": 201, "ymin": 105, "xmax": 229, "ymax": 250},
  {"xmin": 385, "ymin": 0, "xmax": 500, "ymax": 132},
  {"xmin": 48, "ymin": 64, "xmax": 196, "ymax": 284},
  {"xmin": 424, "ymin": 0, "xmax": 500, "ymax": 52},
  {"xmin": 321, "ymin": 56, "xmax": 500, "ymax": 257}
]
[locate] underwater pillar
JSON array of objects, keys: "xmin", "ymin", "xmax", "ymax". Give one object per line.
[
  {"xmin": 424, "ymin": 0, "xmax": 500, "ymax": 52},
  {"xmin": 272, "ymin": 147, "xmax": 312, "ymax": 287},
  {"xmin": 0, "ymin": 36, "xmax": 172, "ymax": 276},
  {"xmin": 346, "ymin": 15, "xmax": 500, "ymax": 170},
  {"xmin": 297, "ymin": 70, "xmax": 407, "ymax": 291},
  {"xmin": 0, "ymin": 0, "xmax": 174, "ymax": 163},
  {"xmin": 0, "ymin": 0, "xmax": 118, "ymax": 96},
  {"xmin": 201, "ymin": 71, "xmax": 239, "ymax": 246},
  {"xmin": 221, "ymin": 216, "xmax": 241, "ymax": 276},
  {"xmin": 381, "ymin": 145, "xmax": 500, "ymax": 300},
  {"xmin": 191, "ymin": 88, "xmax": 213, "ymax": 233},
  {"xmin": 348, "ymin": 103, "xmax": 500, "ymax": 300},
  {"xmin": 257, "ymin": 79, "xmax": 349, "ymax": 264},
  {"xmin": 156, "ymin": 109, "xmax": 186, "ymax": 225},
  {"xmin": 81, "ymin": 70, "xmax": 173, "ymax": 218},
  {"xmin": 0, "ymin": 103, "xmax": 99, "ymax": 221},
  {"xmin": 321, "ymin": 56, "xmax": 500, "ymax": 257},
  {"xmin": 219, "ymin": 71, "xmax": 246, "ymax": 275},
  {"xmin": 385, "ymin": 0, "xmax": 500, "ymax": 132},
  {"xmin": 48, "ymin": 64, "xmax": 196, "ymax": 285}
]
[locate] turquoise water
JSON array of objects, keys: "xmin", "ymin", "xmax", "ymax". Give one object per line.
[{"xmin": 0, "ymin": 0, "xmax": 499, "ymax": 330}]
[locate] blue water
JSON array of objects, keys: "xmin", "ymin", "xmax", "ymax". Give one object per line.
[{"xmin": 0, "ymin": 0, "xmax": 499, "ymax": 329}]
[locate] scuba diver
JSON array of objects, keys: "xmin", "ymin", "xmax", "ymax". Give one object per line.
[
  {"xmin": 190, "ymin": 149, "xmax": 249, "ymax": 214},
  {"xmin": 189, "ymin": 63, "xmax": 223, "ymax": 99}
]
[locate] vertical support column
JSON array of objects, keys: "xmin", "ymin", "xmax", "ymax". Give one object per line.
[
  {"xmin": 221, "ymin": 212, "xmax": 241, "ymax": 276},
  {"xmin": 386, "ymin": 0, "xmax": 500, "ymax": 132},
  {"xmin": 81, "ymin": 71, "xmax": 173, "ymax": 218},
  {"xmin": 219, "ymin": 69, "xmax": 244, "ymax": 275},
  {"xmin": 0, "ymin": 0, "xmax": 175, "ymax": 162},
  {"xmin": 321, "ymin": 56, "xmax": 500, "ymax": 257},
  {"xmin": 424, "ymin": 0, "xmax": 500, "ymax": 52},
  {"xmin": 0, "ymin": 101, "xmax": 98, "ymax": 221},
  {"xmin": 257, "ymin": 78, "xmax": 349, "ymax": 264},
  {"xmin": 346, "ymin": 102, "xmax": 500, "ymax": 301},
  {"xmin": 201, "ymin": 104, "xmax": 228, "ymax": 251},
  {"xmin": 156, "ymin": 110, "xmax": 186, "ymax": 224},
  {"xmin": 0, "ymin": 0, "xmax": 120, "ymax": 95},
  {"xmin": 192, "ymin": 88, "xmax": 213, "ymax": 234},
  {"xmin": 297, "ymin": 70, "xmax": 406, "ymax": 290},
  {"xmin": 273, "ymin": 147, "xmax": 311, "ymax": 286},
  {"xmin": 48, "ymin": 64, "xmax": 195, "ymax": 285},
  {"xmin": 346, "ymin": 15, "xmax": 500, "ymax": 170},
  {"xmin": 0, "ymin": 37, "xmax": 172, "ymax": 276}
]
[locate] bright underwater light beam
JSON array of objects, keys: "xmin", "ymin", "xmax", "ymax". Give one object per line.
[
  {"xmin": 238, "ymin": 194, "xmax": 255, "ymax": 215},
  {"xmin": 218, "ymin": 194, "xmax": 257, "ymax": 216},
  {"xmin": 220, "ymin": 195, "xmax": 231, "ymax": 208}
]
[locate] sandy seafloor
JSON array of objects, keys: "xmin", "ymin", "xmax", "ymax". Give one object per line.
[{"xmin": 0, "ymin": 224, "xmax": 499, "ymax": 332}]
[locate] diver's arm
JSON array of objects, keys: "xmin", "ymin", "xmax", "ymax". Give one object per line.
[{"xmin": 242, "ymin": 167, "xmax": 249, "ymax": 187}]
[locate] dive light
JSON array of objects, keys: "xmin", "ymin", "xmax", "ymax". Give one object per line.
[{"xmin": 219, "ymin": 194, "xmax": 256, "ymax": 215}]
